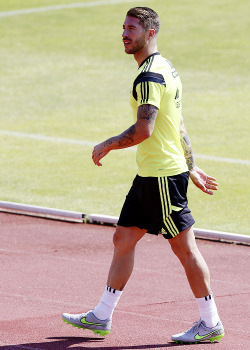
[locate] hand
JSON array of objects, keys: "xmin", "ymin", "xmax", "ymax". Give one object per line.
[
  {"xmin": 189, "ymin": 166, "xmax": 218, "ymax": 195},
  {"xmin": 92, "ymin": 142, "xmax": 110, "ymax": 166}
]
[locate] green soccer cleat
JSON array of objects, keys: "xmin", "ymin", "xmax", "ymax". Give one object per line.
[
  {"xmin": 62, "ymin": 310, "xmax": 111, "ymax": 336},
  {"xmin": 172, "ymin": 319, "xmax": 225, "ymax": 344}
]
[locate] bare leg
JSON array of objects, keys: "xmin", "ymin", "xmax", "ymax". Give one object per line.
[
  {"xmin": 169, "ymin": 226, "xmax": 211, "ymax": 298},
  {"xmin": 107, "ymin": 225, "xmax": 147, "ymax": 291}
]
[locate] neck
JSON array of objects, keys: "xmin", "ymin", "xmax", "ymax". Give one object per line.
[{"xmin": 134, "ymin": 43, "xmax": 158, "ymax": 67}]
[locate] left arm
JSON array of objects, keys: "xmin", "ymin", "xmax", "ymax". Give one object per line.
[
  {"xmin": 180, "ymin": 115, "xmax": 196, "ymax": 171},
  {"xmin": 180, "ymin": 115, "xmax": 218, "ymax": 195}
]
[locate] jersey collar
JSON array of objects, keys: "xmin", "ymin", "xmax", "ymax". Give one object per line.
[{"xmin": 139, "ymin": 52, "xmax": 160, "ymax": 68}]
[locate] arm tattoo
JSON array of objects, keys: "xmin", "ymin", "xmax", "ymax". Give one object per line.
[
  {"xmin": 137, "ymin": 104, "xmax": 158, "ymax": 125},
  {"xmin": 101, "ymin": 105, "xmax": 157, "ymax": 151},
  {"xmin": 103, "ymin": 125, "xmax": 136, "ymax": 150},
  {"xmin": 116, "ymin": 125, "xmax": 136, "ymax": 148},
  {"xmin": 180, "ymin": 129, "xmax": 196, "ymax": 171}
]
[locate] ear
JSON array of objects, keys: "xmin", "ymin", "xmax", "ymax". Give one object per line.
[{"xmin": 148, "ymin": 28, "xmax": 156, "ymax": 39}]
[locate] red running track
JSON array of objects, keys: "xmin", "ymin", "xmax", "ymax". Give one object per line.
[{"xmin": 0, "ymin": 212, "xmax": 250, "ymax": 350}]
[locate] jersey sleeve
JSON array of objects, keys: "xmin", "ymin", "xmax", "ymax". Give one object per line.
[{"xmin": 132, "ymin": 72, "xmax": 166, "ymax": 109}]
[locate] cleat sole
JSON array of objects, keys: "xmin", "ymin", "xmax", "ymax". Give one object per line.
[
  {"xmin": 173, "ymin": 332, "xmax": 225, "ymax": 344},
  {"xmin": 209, "ymin": 333, "xmax": 225, "ymax": 343},
  {"xmin": 62, "ymin": 317, "xmax": 110, "ymax": 337},
  {"xmin": 93, "ymin": 329, "xmax": 110, "ymax": 336}
]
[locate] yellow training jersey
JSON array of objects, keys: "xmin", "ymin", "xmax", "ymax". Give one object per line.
[{"xmin": 130, "ymin": 52, "xmax": 188, "ymax": 177}]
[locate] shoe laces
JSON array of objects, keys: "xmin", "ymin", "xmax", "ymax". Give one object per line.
[{"xmin": 189, "ymin": 319, "xmax": 203, "ymax": 333}]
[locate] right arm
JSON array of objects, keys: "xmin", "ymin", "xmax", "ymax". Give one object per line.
[{"xmin": 92, "ymin": 104, "xmax": 158, "ymax": 166}]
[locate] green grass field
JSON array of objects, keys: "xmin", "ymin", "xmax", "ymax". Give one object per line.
[{"xmin": 0, "ymin": 0, "xmax": 249, "ymax": 234}]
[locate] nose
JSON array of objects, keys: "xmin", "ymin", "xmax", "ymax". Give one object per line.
[{"xmin": 122, "ymin": 28, "xmax": 128, "ymax": 38}]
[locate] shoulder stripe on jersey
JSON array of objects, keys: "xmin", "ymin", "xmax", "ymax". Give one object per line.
[
  {"xmin": 142, "ymin": 55, "xmax": 154, "ymax": 73},
  {"xmin": 140, "ymin": 80, "xmax": 150, "ymax": 104},
  {"xmin": 142, "ymin": 58, "xmax": 150, "ymax": 73},
  {"xmin": 133, "ymin": 72, "xmax": 166, "ymax": 101},
  {"xmin": 139, "ymin": 52, "xmax": 160, "ymax": 68},
  {"xmin": 147, "ymin": 55, "xmax": 154, "ymax": 72}
]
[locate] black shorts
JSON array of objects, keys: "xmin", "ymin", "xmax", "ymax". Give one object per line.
[{"xmin": 117, "ymin": 172, "xmax": 195, "ymax": 239}]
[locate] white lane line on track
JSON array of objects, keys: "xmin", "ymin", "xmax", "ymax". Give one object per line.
[
  {"xmin": 0, "ymin": 0, "xmax": 141, "ymax": 18},
  {"xmin": 1, "ymin": 129, "xmax": 249, "ymax": 165}
]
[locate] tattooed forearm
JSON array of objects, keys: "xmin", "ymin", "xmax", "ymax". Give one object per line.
[
  {"xmin": 97, "ymin": 104, "xmax": 157, "ymax": 156},
  {"xmin": 180, "ymin": 116, "xmax": 196, "ymax": 171},
  {"xmin": 103, "ymin": 105, "xmax": 158, "ymax": 151},
  {"xmin": 101, "ymin": 125, "xmax": 136, "ymax": 152},
  {"xmin": 180, "ymin": 133, "xmax": 195, "ymax": 170},
  {"xmin": 113, "ymin": 125, "xmax": 136, "ymax": 148}
]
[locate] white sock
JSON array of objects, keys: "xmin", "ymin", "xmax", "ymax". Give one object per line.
[
  {"xmin": 196, "ymin": 293, "xmax": 220, "ymax": 328},
  {"xmin": 92, "ymin": 285, "xmax": 123, "ymax": 320}
]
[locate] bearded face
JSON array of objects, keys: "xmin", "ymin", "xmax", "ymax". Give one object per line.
[{"xmin": 122, "ymin": 16, "xmax": 149, "ymax": 55}]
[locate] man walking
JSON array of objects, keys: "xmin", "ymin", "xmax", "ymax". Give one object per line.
[{"xmin": 62, "ymin": 7, "xmax": 224, "ymax": 344}]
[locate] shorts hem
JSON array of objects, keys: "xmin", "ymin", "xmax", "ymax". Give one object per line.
[
  {"xmin": 162, "ymin": 220, "xmax": 195, "ymax": 240},
  {"xmin": 117, "ymin": 221, "xmax": 147, "ymax": 231}
]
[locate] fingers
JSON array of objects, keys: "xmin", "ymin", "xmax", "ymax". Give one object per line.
[
  {"xmin": 206, "ymin": 184, "xmax": 218, "ymax": 191},
  {"xmin": 92, "ymin": 143, "xmax": 108, "ymax": 166},
  {"xmin": 206, "ymin": 174, "xmax": 217, "ymax": 181},
  {"xmin": 207, "ymin": 176, "xmax": 218, "ymax": 186},
  {"xmin": 196, "ymin": 182, "xmax": 213, "ymax": 195},
  {"xmin": 196, "ymin": 176, "xmax": 218, "ymax": 195},
  {"xmin": 206, "ymin": 178, "xmax": 218, "ymax": 190},
  {"xmin": 94, "ymin": 159, "xmax": 102, "ymax": 166},
  {"xmin": 202, "ymin": 178, "xmax": 218, "ymax": 195},
  {"xmin": 203, "ymin": 188, "xmax": 214, "ymax": 195},
  {"xmin": 199, "ymin": 182, "xmax": 214, "ymax": 195},
  {"xmin": 92, "ymin": 150, "xmax": 102, "ymax": 166},
  {"xmin": 190, "ymin": 167, "xmax": 218, "ymax": 195}
]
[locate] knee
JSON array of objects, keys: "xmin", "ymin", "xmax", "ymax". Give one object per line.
[
  {"xmin": 113, "ymin": 229, "xmax": 134, "ymax": 252},
  {"xmin": 170, "ymin": 239, "xmax": 198, "ymax": 263},
  {"xmin": 113, "ymin": 229, "xmax": 123, "ymax": 248},
  {"xmin": 169, "ymin": 228, "xmax": 198, "ymax": 261},
  {"xmin": 113, "ymin": 226, "xmax": 144, "ymax": 252}
]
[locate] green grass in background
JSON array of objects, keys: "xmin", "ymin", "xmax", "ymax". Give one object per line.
[{"xmin": 0, "ymin": 0, "xmax": 249, "ymax": 234}]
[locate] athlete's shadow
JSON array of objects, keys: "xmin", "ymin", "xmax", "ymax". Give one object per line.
[
  {"xmin": 0, "ymin": 336, "xmax": 197, "ymax": 349},
  {"xmin": 0, "ymin": 337, "xmax": 101, "ymax": 350}
]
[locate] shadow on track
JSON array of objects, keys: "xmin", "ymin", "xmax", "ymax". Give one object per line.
[{"xmin": 0, "ymin": 336, "xmax": 188, "ymax": 349}]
